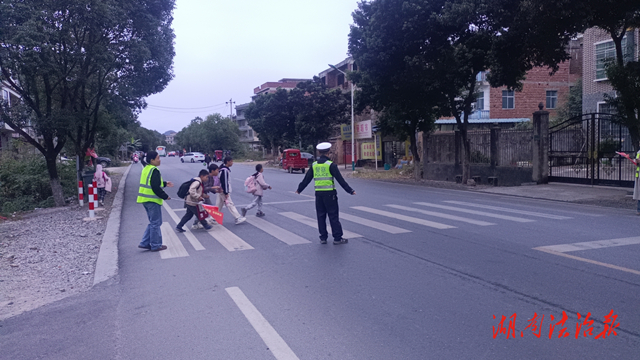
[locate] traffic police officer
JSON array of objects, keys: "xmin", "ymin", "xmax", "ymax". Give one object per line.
[
  {"xmin": 296, "ymin": 142, "xmax": 356, "ymax": 244},
  {"xmin": 137, "ymin": 151, "xmax": 174, "ymax": 251}
]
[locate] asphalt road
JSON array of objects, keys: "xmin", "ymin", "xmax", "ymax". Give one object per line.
[{"xmin": 2, "ymin": 157, "xmax": 639, "ymax": 359}]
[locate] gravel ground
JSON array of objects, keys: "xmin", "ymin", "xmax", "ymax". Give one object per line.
[{"xmin": 0, "ymin": 170, "xmax": 124, "ymax": 320}]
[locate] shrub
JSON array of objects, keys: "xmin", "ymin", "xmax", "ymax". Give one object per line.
[{"xmin": 0, "ymin": 153, "xmax": 77, "ymax": 215}]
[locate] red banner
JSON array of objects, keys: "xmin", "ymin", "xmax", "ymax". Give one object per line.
[
  {"xmin": 616, "ymin": 151, "xmax": 637, "ymax": 165},
  {"xmin": 202, "ymin": 204, "xmax": 224, "ymax": 225}
]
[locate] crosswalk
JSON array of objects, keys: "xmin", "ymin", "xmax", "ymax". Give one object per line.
[{"xmin": 154, "ymin": 199, "xmax": 574, "ymax": 259}]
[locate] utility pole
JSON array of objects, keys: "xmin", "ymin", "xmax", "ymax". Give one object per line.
[{"xmin": 226, "ymin": 98, "xmax": 235, "ymax": 119}]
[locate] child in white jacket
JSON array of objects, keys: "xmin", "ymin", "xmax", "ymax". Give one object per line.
[
  {"xmin": 93, "ymin": 164, "xmax": 111, "ymax": 206},
  {"xmin": 241, "ymin": 164, "xmax": 271, "ymax": 217}
]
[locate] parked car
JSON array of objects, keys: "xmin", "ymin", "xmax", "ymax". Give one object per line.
[
  {"xmin": 181, "ymin": 152, "xmax": 205, "ymax": 163},
  {"xmin": 281, "ymin": 149, "xmax": 308, "ymax": 173},
  {"xmin": 96, "ymin": 156, "xmax": 111, "ymax": 167},
  {"xmin": 300, "ymin": 152, "xmax": 315, "ymax": 164}
]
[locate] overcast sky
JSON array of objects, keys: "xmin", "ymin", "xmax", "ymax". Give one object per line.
[{"xmin": 137, "ymin": 0, "xmax": 361, "ymax": 134}]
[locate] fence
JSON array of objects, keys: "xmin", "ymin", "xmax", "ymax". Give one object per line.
[{"xmin": 426, "ymin": 128, "xmax": 533, "ymax": 167}]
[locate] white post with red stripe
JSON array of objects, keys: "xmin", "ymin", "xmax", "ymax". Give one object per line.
[
  {"xmin": 78, "ymin": 181, "xmax": 84, "ymax": 206},
  {"xmin": 88, "ymin": 184, "xmax": 95, "ymax": 218},
  {"xmin": 93, "ymin": 180, "xmax": 99, "ymax": 208}
]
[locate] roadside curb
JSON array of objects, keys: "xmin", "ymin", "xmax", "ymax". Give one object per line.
[{"xmin": 93, "ymin": 164, "xmax": 132, "ymax": 285}]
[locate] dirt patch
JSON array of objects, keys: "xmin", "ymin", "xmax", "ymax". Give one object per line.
[{"xmin": 0, "ymin": 169, "xmax": 124, "ymax": 320}]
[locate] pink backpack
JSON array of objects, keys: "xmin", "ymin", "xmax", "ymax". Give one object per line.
[{"xmin": 244, "ymin": 175, "xmax": 257, "ymax": 193}]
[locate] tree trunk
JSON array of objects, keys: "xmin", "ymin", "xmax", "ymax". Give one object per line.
[
  {"xmin": 460, "ymin": 129, "xmax": 471, "ymax": 184},
  {"xmin": 45, "ymin": 155, "xmax": 66, "ymax": 207},
  {"xmin": 408, "ymin": 133, "xmax": 421, "ymax": 181}
]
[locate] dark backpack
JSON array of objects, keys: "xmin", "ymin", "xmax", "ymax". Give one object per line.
[{"xmin": 177, "ymin": 179, "xmax": 200, "ymax": 199}]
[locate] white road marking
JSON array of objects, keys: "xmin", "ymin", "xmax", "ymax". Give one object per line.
[
  {"xmin": 207, "ymin": 224, "xmax": 254, "ymax": 251},
  {"xmin": 340, "ymin": 212, "xmax": 411, "ymax": 234},
  {"xmin": 386, "ymin": 204, "xmax": 495, "ymax": 226},
  {"xmin": 279, "ymin": 212, "xmax": 363, "ymax": 238},
  {"xmin": 159, "ymin": 222, "xmax": 189, "ymax": 259},
  {"xmin": 443, "ymin": 201, "xmax": 572, "ymax": 220},
  {"xmin": 237, "ymin": 199, "xmax": 315, "ymax": 207},
  {"xmin": 162, "ymin": 202, "xmax": 205, "ymax": 251},
  {"xmin": 351, "ymin": 206, "xmax": 456, "ymax": 230},
  {"xmin": 245, "ymin": 217, "xmax": 311, "ymax": 245},
  {"xmin": 226, "ymin": 287, "xmax": 300, "ymax": 360},
  {"xmin": 413, "ymin": 202, "xmax": 535, "ymax": 223},
  {"xmin": 535, "ymin": 236, "xmax": 640, "ymax": 253},
  {"xmin": 289, "ymin": 191, "xmax": 315, "ymax": 199}
]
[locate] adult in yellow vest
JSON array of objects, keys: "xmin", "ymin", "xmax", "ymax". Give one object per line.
[
  {"xmin": 634, "ymin": 150, "xmax": 640, "ymax": 215},
  {"xmin": 137, "ymin": 151, "xmax": 174, "ymax": 251},
  {"xmin": 296, "ymin": 142, "xmax": 356, "ymax": 244}
]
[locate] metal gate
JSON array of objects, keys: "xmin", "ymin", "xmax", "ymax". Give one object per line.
[{"xmin": 549, "ymin": 113, "xmax": 635, "ymax": 187}]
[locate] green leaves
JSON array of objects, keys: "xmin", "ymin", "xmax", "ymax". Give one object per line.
[{"xmin": 174, "ymin": 114, "xmax": 242, "ymax": 154}]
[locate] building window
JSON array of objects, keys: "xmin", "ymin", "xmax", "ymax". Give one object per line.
[
  {"xmin": 546, "ymin": 90, "xmax": 558, "ymax": 109},
  {"xmin": 595, "ymin": 38, "xmax": 626, "ymax": 80},
  {"xmin": 502, "ymin": 90, "xmax": 514, "ymax": 109},
  {"xmin": 352, "ymin": 63, "xmax": 357, "ymax": 71},
  {"xmin": 474, "ymin": 91, "xmax": 484, "ymax": 110},
  {"xmin": 337, "ymin": 73, "xmax": 345, "ymax": 86}
]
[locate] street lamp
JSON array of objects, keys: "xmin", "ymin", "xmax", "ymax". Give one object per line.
[{"xmin": 329, "ymin": 64, "xmax": 355, "ymax": 172}]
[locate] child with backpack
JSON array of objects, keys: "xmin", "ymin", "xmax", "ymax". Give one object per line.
[
  {"xmin": 218, "ymin": 156, "xmax": 246, "ymax": 224},
  {"xmin": 242, "ymin": 164, "xmax": 271, "ymax": 217},
  {"xmin": 93, "ymin": 164, "xmax": 111, "ymax": 206},
  {"xmin": 176, "ymin": 169, "xmax": 213, "ymax": 232}
]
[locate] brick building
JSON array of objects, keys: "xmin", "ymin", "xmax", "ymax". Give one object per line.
[
  {"xmin": 582, "ymin": 27, "xmax": 639, "ymax": 113},
  {"xmin": 252, "ymin": 78, "xmax": 311, "ymax": 100}
]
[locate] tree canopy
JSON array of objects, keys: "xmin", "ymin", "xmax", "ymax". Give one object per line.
[
  {"xmin": 174, "ymin": 114, "xmax": 242, "ymax": 154},
  {"xmin": 244, "ymin": 79, "xmax": 350, "ymax": 153},
  {"xmin": 0, "ymin": 0, "xmax": 175, "ymax": 206}
]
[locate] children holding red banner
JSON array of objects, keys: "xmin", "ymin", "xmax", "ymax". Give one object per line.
[
  {"xmin": 176, "ymin": 169, "xmax": 213, "ymax": 232},
  {"xmin": 242, "ymin": 164, "xmax": 271, "ymax": 217}
]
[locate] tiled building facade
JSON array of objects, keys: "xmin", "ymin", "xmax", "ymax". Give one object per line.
[{"xmin": 582, "ymin": 27, "xmax": 639, "ymax": 113}]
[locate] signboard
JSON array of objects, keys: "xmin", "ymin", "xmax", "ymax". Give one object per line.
[
  {"xmin": 355, "ymin": 120, "xmax": 372, "ymax": 139},
  {"xmin": 361, "ymin": 142, "xmax": 376, "ymax": 159},
  {"xmin": 340, "ymin": 124, "xmax": 352, "ymax": 141}
]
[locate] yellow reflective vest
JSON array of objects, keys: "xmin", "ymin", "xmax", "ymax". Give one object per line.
[
  {"xmin": 636, "ymin": 152, "xmax": 639, "ymax": 178},
  {"xmin": 137, "ymin": 165, "xmax": 164, "ymax": 205},
  {"xmin": 313, "ymin": 160, "xmax": 335, "ymax": 191}
]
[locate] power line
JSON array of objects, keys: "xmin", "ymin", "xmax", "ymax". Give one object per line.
[
  {"xmin": 146, "ymin": 102, "xmax": 227, "ymax": 110},
  {"xmin": 145, "ymin": 104, "xmax": 228, "ymax": 114}
]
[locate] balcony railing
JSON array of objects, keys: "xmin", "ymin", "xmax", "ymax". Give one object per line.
[{"xmin": 465, "ymin": 110, "xmax": 490, "ymax": 120}]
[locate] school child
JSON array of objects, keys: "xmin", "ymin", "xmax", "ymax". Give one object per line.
[
  {"xmin": 242, "ymin": 164, "xmax": 271, "ymax": 217},
  {"xmin": 218, "ymin": 156, "xmax": 246, "ymax": 224},
  {"xmin": 192, "ymin": 163, "xmax": 221, "ymax": 228},
  {"xmin": 176, "ymin": 169, "xmax": 213, "ymax": 232},
  {"xmin": 93, "ymin": 164, "xmax": 111, "ymax": 206}
]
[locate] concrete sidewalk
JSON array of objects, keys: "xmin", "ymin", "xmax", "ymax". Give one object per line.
[{"xmin": 476, "ymin": 182, "xmax": 633, "ymax": 204}]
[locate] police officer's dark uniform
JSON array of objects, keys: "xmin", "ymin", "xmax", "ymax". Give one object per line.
[{"xmin": 296, "ymin": 142, "xmax": 355, "ymax": 244}]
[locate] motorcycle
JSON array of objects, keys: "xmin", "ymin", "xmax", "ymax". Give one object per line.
[{"xmin": 132, "ymin": 155, "xmax": 139, "ymax": 163}]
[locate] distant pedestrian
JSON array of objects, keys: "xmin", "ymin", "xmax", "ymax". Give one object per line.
[
  {"xmin": 296, "ymin": 142, "xmax": 355, "ymax": 245},
  {"xmin": 218, "ymin": 156, "xmax": 246, "ymax": 224},
  {"xmin": 204, "ymin": 153, "xmax": 212, "ymax": 167},
  {"xmin": 93, "ymin": 164, "xmax": 111, "ymax": 206},
  {"xmin": 176, "ymin": 169, "xmax": 213, "ymax": 232},
  {"xmin": 242, "ymin": 164, "xmax": 271, "ymax": 218},
  {"xmin": 137, "ymin": 151, "xmax": 174, "ymax": 251}
]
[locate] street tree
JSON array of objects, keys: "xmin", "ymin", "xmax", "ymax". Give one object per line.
[
  {"xmin": 350, "ymin": 0, "xmax": 581, "ymax": 183},
  {"xmin": 174, "ymin": 114, "xmax": 241, "ymax": 154},
  {"xmin": 244, "ymin": 89, "xmax": 296, "ymax": 154},
  {"xmin": 0, "ymin": 0, "xmax": 175, "ymax": 206},
  {"xmin": 349, "ymin": 0, "xmax": 442, "ymax": 176},
  {"xmin": 290, "ymin": 79, "xmax": 350, "ymax": 148}
]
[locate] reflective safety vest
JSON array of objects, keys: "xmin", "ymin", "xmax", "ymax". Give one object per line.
[
  {"xmin": 636, "ymin": 152, "xmax": 640, "ymax": 178},
  {"xmin": 313, "ymin": 160, "xmax": 335, "ymax": 191},
  {"xmin": 137, "ymin": 165, "xmax": 164, "ymax": 205}
]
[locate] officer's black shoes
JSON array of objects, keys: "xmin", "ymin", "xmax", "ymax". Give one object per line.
[
  {"xmin": 319, "ymin": 237, "xmax": 328, "ymax": 244},
  {"xmin": 333, "ymin": 238, "xmax": 348, "ymax": 245}
]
